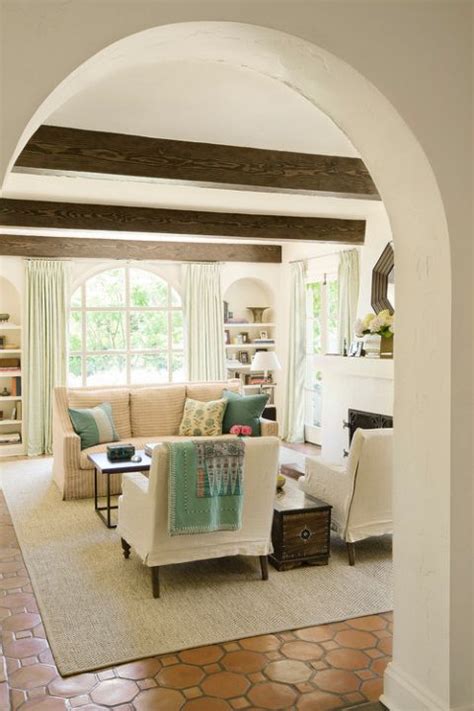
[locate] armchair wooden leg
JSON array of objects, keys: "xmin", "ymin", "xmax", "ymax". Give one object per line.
[
  {"xmin": 259, "ymin": 555, "xmax": 269, "ymax": 580},
  {"xmin": 347, "ymin": 542, "xmax": 356, "ymax": 566},
  {"xmin": 151, "ymin": 566, "xmax": 160, "ymax": 598},
  {"xmin": 121, "ymin": 537, "xmax": 131, "ymax": 559}
]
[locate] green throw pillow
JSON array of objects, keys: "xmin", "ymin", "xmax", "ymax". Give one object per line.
[
  {"xmin": 68, "ymin": 402, "xmax": 119, "ymax": 450},
  {"xmin": 178, "ymin": 398, "xmax": 227, "ymax": 437},
  {"xmin": 222, "ymin": 390, "xmax": 269, "ymax": 436}
]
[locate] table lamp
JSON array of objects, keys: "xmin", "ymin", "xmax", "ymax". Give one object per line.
[{"xmin": 251, "ymin": 350, "xmax": 281, "ymax": 383}]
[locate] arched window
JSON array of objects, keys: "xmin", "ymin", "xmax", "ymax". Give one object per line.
[{"xmin": 68, "ymin": 267, "xmax": 184, "ymax": 386}]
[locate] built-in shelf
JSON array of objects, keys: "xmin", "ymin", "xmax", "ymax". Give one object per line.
[
  {"xmin": 0, "ymin": 324, "xmax": 21, "ymax": 330},
  {"xmin": 0, "ymin": 349, "xmax": 22, "ymax": 355},
  {"xmin": 0, "ymin": 420, "xmax": 22, "ymax": 425},
  {"xmin": 0, "ymin": 396, "xmax": 22, "ymax": 402},
  {"xmin": 224, "ymin": 322, "xmax": 275, "ymax": 328},
  {"xmin": 0, "ymin": 371, "xmax": 22, "ymax": 377},
  {"xmin": 225, "ymin": 344, "xmax": 275, "ymax": 350}
]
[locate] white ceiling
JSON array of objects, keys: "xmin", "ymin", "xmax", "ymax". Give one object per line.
[{"xmin": 47, "ymin": 59, "xmax": 359, "ymax": 157}]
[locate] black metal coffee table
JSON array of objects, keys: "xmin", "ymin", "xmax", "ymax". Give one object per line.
[{"xmin": 87, "ymin": 450, "xmax": 151, "ymax": 528}]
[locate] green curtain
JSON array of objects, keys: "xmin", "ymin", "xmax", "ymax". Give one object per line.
[
  {"xmin": 283, "ymin": 261, "xmax": 306, "ymax": 443},
  {"xmin": 337, "ymin": 249, "xmax": 360, "ymax": 353},
  {"xmin": 26, "ymin": 260, "xmax": 70, "ymax": 455},
  {"xmin": 183, "ymin": 263, "xmax": 226, "ymax": 381}
]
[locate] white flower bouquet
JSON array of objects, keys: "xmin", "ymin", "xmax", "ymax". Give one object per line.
[{"xmin": 355, "ymin": 310, "xmax": 394, "ymax": 339}]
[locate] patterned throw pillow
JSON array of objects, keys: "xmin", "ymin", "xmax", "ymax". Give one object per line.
[
  {"xmin": 178, "ymin": 398, "xmax": 227, "ymax": 437},
  {"xmin": 68, "ymin": 402, "xmax": 120, "ymax": 450}
]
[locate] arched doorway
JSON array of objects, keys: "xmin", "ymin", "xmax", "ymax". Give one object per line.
[{"xmin": 3, "ymin": 22, "xmax": 456, "ymax": 710}]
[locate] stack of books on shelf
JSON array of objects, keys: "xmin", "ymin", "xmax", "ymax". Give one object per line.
[{"xmin": 253, "ymin": 338, "xmax": 275, "ymax": 345}]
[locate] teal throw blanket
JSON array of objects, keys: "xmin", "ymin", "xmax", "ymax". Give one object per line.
[{"xmin": 168, "ymin": 439, "xmax": 245, "ymax": 536}]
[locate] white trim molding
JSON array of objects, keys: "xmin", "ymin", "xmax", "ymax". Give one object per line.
[{"xmin": 382, "ymin": 663, "xmax": 474, "ymax": 711}]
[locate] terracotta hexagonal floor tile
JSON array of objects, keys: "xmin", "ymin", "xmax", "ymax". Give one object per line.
[
  {"xmin": 240, "ymin": 634, "xmax": 281, "ymax": 652},
  {"xmin": 297, "ymin": 689, "xmax": 345, "ymax": 711},
  {"xmin": 371, "ymin": 656, "xmax": 390, "ymax": 676},
  {"xmin": 179, "ymin": 645, "xmax": 224, "ymax": 665},
  {"xmin": 325, "ymin": 648, "xmax": 371, "ymax": 671},
  {"xmin": 361, "ymin": 676, "xmax": 384, "ymax": 701},
  {"xmin": 313, "ymin": 669, "xmax": 360, "ymax": 694},
  {"xmin": 295, "ymin": 624, "xmax": 337, "ymax": 643},
  {"xmin": 0, "ymin": 576, "xmax": 30, "ymax": 591},
  {"xmin": 157, "ymin": 663, "xmax": 205, "ymax": 689},
  {"xmin": 281, "ymin": 641, "xmax": 324, "ymax": 661},
  {"xmin": 90, "ymin": 678, "xmax": 138, "ymax": 705},
  {"xmin": 2, "ymin": 611, "xmax": 41, "ymax": 631},
  {"xmin": 4, "ymin": 635, "xmax": 48, "ymax": 659},
  {"xmin": 48, "ymin": 673, "xmax": 97, "ymax": 697},
  {"xmin": 9, "ymin": 663, "xmax": 58, "ymax": 690},
  {"xmin": 116, "ymin": 658, "xmax": 161, "ymax": 679},
  {"xmin": 201, "ymin": 671, "xmax": 250, "ymax": 698},
  {"xmin": 221, "ymin": 650, "xmax": 266, "ymax": 673},
  {"xmin": 183, "ymin": 698, "xmax": 231, "ymax": 711},
  {"xmin": 377, "ymin": 637, "xmax": 392, "ymax": 655},
  {"xmin": 133, "ymin": 687, "xmax": 185, "ymax": 710},
  {"xmin": 17, "ymin": 697, "xmax": 68, "ymax": 710},
  {"xmin": 248, "ymin": 681, "xmax": 297, "ymax": 709},
  {"xmin": 265, "ymin": 659, "xmax": 312, "ymax": 684},
  {"xmin": 0, "ymin": 592, "xmax": 35, "ymax": 609},
  {"xmin": 334, "ymin": 629, "xmax": 377, "ymax": 650},
  {"xmin": 347, "ymin": 615, "xmax": 387, "ymax": 632}
]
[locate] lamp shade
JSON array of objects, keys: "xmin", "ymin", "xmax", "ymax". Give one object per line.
[{"xmin": 251, "ymin": 350, "xmax": 281, "ymax": 372}]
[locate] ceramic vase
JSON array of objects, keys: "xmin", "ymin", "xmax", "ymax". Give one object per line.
[{"xmin": 363, "ymin": 333, "xmax": 381, "ymax": 358}]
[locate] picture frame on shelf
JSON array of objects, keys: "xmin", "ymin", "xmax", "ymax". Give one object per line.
[
  {"xmin": 259, "ymin": 330, "xmax": 268, "ymax": 339},
  {"xmin": 239, "ymin": 351, "xmax": 250, "ymax": 364},
  {"xmin": 0, "ymin": 336, "xmax": 5, "ymax": 349},
  {"xmin": 240, "ymin": 332, "xmax": 249, "ymax": 343},
  {"xmin": 224, "ymin": 329, "xmax": 230, "ymax": 345}
]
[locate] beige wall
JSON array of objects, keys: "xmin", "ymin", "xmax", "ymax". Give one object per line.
[{"xmin": 0, "ymin": 3, "xmax": 472, "ymax": 709}]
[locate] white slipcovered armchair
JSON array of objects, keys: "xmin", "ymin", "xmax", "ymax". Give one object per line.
[
  {"xmin": 118, "ymin": 436, "xmax": 280, "ymax": 597},
  {"xmin": 299, "ymin": 428, "xmax": 393, "ymax": 565}
]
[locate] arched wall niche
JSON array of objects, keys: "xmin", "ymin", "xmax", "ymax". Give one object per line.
[
  {"xmin": 4, "ymin": 21, "xmax": 464, "ymax": 711},
  {"xmin": 223, "ymin": 277, "xmax": 274, "ymax": 323},
  {"xmin": 0, "ymin": 276, "xmax": 21, "ymax": 324}
]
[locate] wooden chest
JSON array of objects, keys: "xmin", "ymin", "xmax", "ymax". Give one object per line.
[{"xmin": 269, "ymin": 477, "xmax": 332, "ymax": 571}]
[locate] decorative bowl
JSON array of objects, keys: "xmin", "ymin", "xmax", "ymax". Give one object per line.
[{"xmin": 0, "ymin": 314, "xmax": 10, "ymax": 322}]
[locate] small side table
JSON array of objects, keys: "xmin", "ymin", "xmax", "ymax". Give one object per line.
[
  {"xmin": 87, "ymin": 451, "xmax": 151, "ymax": 528},
  {"xmin": 270, "ymin": 476, "xmax": 332, "ymax": 571}
]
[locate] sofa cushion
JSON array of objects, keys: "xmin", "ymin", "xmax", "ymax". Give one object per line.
[
  {"xmin": 68, "ymin": 388, "xmax": 131, "ymax": 439},
  {"xmin": 178, "ymin": 398, "xmax": 227, "ymax": 437},
  {"xmin": 69, "ymin": 402, "xmax": 120, "ymax": 450},
  {"xmin": 222, "ymin": 390, "xmax": 269, "ymax": 436},
  {"xmin": 186, "ymin": 380, "xmax": 240, "ymax": 402},
  {"xmin": 130, "ymin": 385, "xmax": 186, "ymax": 437}
]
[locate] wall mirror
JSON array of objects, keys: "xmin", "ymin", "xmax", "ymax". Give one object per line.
[{"xmin": 371, "ymin": 242, "xmax": 395, "ymax": 313}]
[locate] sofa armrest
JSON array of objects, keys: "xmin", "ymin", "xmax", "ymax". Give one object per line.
[{"xmin": 260, "ymin": 418, "xmax": 279, "ymax": 437}]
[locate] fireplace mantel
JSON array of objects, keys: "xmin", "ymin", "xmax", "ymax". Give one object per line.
[
  {"xmin": 314, "ymin": 355, "xmax": 394, "ymax": 462},
  {"xmin": 314, "ymin": 355, "xmax": 394, "ymax": 380}
]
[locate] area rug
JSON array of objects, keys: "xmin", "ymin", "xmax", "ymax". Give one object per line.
[{"xmin": 1, "ymin": 456, "xmax": 392, "ymax": 676}]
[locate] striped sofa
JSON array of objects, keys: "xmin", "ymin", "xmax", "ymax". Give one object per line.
[{"xmin": 52, "ymin": 380, "xmax": 279, "ymax": 500}]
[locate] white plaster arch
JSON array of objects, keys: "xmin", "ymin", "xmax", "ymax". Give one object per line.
[{"xmin": 5, "ymin": 22, "xmax": 456, "ymax": 710}]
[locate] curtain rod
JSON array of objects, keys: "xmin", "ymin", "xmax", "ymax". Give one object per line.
[{"xmin": 289, "ymin": 247, "xmax": 358, "ymax": 264}]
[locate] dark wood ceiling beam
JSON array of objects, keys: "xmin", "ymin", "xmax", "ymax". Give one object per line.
[
  {"xmin": 0, "ymin": 234, "xmax": 282, "ymax": 263},
  {"xmin": 0, "ymin": 199, "xmax": 366, "ymax": 244},
  {"xmin": 14, "ymin": 125, "xmax": 380, "ymax": 199}
]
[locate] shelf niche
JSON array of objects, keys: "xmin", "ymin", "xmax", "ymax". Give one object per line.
[{"xmin": 223, "ymin": 277, "xmax": 274, "ymax": 325}]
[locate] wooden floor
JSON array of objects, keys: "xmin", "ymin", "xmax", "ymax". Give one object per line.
[{"xmin": 282, "ymin": 440, "xmax": 321, "ymax": 456}]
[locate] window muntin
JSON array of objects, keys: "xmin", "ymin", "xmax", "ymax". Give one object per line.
[{"xmin": 68, "ymin": 267, "xmax": 184, "ymax": 387}]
